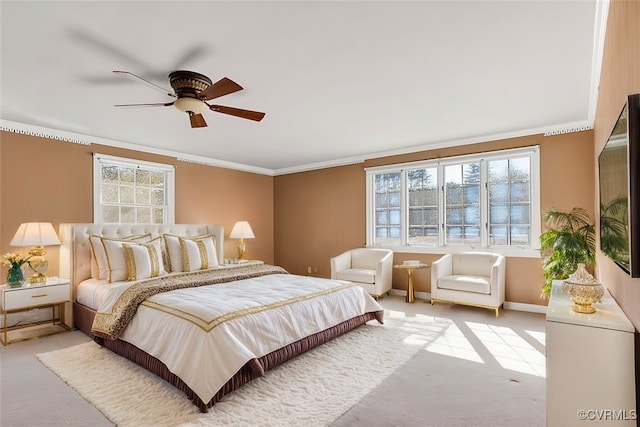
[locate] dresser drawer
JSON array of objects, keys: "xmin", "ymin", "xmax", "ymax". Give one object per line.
[{"xmin": 2, "ymin": 283, "xmax": 70, "ymax": 311}]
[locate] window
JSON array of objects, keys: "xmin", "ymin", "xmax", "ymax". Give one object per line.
[
  {"xmin": 444, "ymin": 162, "xmax": 481, "ymax": 245},
  {"xmin": 366, "ymin": 146, "xmax": 540, "ymax": 256},
  {"xmin": 488, "ymin": 157, "xmax": 531, "ymax": 246},
  {"xmin": 407, "ymin": 167, "xmax": 438, "ymax": 245},
  {"xmin": 374, "ymin": 172, "xmax": 401, "ymax": 245},
  {"xmin": 93, "ymin": 154, "xmax": 175, "ymax": 224}
]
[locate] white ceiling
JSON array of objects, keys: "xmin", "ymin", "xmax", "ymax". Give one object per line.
[{"xmin": 0, "ymin": 1, "xmax": 605, "ymax": 175}]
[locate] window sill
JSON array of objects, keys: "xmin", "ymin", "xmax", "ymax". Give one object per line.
[{"xmin": 367, "ymin": 244, "xmax": 542, "ymax": 259}]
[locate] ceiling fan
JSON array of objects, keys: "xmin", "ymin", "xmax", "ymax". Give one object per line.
[{"xmin": 113, "ymin": 70, "xmax": 265, "ymax": 128}]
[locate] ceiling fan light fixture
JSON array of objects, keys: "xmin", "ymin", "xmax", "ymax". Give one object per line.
[{"xmin": 174, "ymin": 97, "xmax": 208, "ymax": 114}]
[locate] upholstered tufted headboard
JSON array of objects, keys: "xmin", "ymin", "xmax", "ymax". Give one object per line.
[{"xmin": 59, "ymin": 223, "xmax": 225, "ymax": 298}]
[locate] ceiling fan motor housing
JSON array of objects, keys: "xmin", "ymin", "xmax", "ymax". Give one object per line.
[{"xmin": 169, "ymin": 70, "xmax": 212, "ymax": 99}]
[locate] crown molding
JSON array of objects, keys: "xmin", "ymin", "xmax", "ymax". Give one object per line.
[
  {"xmin": 0, "ymin": 119, "xmax": 274, "ymax": 176},
  {"xmin": 274, "ymin": 120, "xmax": 594, "ymax": 175},
  {"xmin": 2, "ymin": 117, "xmax": 595, "ymax": 178},
  {"xmin": 0, "ymin": 120, "xmax": 92, "ymax": 145}
]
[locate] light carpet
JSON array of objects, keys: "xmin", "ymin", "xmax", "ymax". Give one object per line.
[{"xmin": 36, "ymin": 318, "xmax": 426, "ymax": 427}]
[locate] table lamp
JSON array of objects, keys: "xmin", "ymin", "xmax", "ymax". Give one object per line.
[
  {"xmin": 230, "ymin": 221, "xmax": 255, "ymax": 260},
  {"xmin": 10, "ymin": 222, "xmax": 61, "ymax": 284}
]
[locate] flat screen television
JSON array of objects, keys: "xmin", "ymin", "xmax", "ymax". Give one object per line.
[{"xmin": 598, "ymin": 93, "xmax": 640, "ymax": 277}]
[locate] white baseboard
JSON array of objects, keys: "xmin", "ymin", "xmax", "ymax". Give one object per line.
[
  {"xmin": 503, "ymin": 301, "xmax": 548, "ymax": 314},
  {"xmin": 389, "ymin": 289, "xmax": 430, "ymax": 300},
  {"xmin": 389, "ymin": 289, "xmax": 547, "ymax": 314}
]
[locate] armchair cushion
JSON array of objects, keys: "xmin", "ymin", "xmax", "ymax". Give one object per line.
[
  {"xmin": 335, "ymin": 268, "xmax": 376, "ymax": 284},
  {"xmin": 437, "ymin": 275, "xmax": 491, "ymax": 294}
]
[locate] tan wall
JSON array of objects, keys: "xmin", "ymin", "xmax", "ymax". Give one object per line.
[
  {"xmin": 274, "ymin": 164, "xmax": 365, "ymax": 277},
  {"xmin": 0, "ymin": 131, "xmax": 275, "ymax": 277},
  {"xmin": 593, "ymin": 0, "xmax": 640, "ymax": 329},
  {"xmin": 274, "ymin": 131, "xmax": 594, "ymax": 306}
]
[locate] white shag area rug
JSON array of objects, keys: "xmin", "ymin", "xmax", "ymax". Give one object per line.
[{"xmin": 37, "ymin": 319, "xmax": 423, "ymax": 427}]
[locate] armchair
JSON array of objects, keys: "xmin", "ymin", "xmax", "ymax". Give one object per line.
[
  {"xmin": 431, "ymin": 252, "xmax": 506, "ymax": 317},
  {"xmin": 330, "ymin": 248, "xmax": 393, "ymax": 299}
]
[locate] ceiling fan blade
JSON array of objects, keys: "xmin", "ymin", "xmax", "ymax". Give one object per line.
[
  {"xmin": 171, "ymin": 46, "xmax": 209, "ymax": 70},
  {"xmin": 209, "ymin": 105, "xmax": 265, "ymax": 122},
  {"xmin": 114, "ymin": 102, "xmax": 175, "ymax": 108},
  {"xmin": 113, "ymin": 70, "xmax": 176, "ymax": 98},
  {"xmin": 189, "ymin": 112, "xmax": 208, "ymax": 128},
  {"xmin": 199, "ymin": 77, "xmax": 243, "ymax": 101}
]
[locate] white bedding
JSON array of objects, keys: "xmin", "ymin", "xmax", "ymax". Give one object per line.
[
  {"xmin": 94, "ymin": 271, "xmax": 383, "ymax": 404},
  {"xmin": 76, "ymin": 278, "xmax": 114, "ymax": 310}
]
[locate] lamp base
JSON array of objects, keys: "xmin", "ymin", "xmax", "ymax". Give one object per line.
[
  {"xmin": 29, "ymin": 273, "xmax": 47, "ymax": 284},
  {"xmin": 236, "ymin": 238, "xmax": 246, "ymax": 260},
  {"xmin": 27, "ymin": 246, "xmax": 49, "ymax": 284}
]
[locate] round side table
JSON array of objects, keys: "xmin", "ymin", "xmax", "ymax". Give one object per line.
[{"xmin": 393, "ymin": 263, "xmax": 429, "ymax": 303}]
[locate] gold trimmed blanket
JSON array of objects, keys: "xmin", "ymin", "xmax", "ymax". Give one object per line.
[
  {"xmin": 91, "ymin": 270, "xmax": 385, "ymax": 404},
  {"xmin": 92, "ymin": 264, "xmax": 288, "ymax": 340}
]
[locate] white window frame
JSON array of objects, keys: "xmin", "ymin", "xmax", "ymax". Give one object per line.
[
  {"xmin": 365, "ymin": 146, "xmax": 541, "ymax": 257},
  {"xmin": 93, "ymin": 153, "xmax": 175, "ymax": 224}
]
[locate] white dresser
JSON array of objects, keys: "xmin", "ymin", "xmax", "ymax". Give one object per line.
[{"xmin": 546, "ymin": 281, "xmax": 636, "ymax": 426}]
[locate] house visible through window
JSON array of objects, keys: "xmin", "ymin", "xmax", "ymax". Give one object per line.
[
  {"xmin": 93, "ymin": 154, "xmax": 175, "ymax": 224},
  {"xmin": 366, "ymin": 146, "xmax": 540, "ymax": 256}
]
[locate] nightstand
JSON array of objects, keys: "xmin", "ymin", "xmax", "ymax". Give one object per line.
[
  {"xmin": 221, "ymin": 260, "xmax": 264, "ymax": 267},
  {"xmin": 1, "ymin": 278, "xmax": 71, "ymax": 345}
]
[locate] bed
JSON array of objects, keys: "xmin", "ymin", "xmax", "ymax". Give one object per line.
[{"xmin": 58, "ymin": 223, "xmax": 384, "ymax": 412}]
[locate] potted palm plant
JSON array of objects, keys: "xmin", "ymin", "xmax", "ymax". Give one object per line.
[{"xmin": 539, "ymin": 207, "xmax": 595, "ymax": 298}]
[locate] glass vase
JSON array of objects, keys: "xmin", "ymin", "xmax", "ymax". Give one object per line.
[{"xmin": 7, "ymin": 265, "xmax": 25, "ymax": 288}]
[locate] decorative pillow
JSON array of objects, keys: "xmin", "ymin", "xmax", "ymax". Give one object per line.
[
  {"xmin": 102, "ymin": 236, "xmax": 162, "ymax": 283},
  {"xmin": 163, "ymin": 233, "xmax": 214, "ymax": 272},
  {"xmin": 89, "ymin": 234, "xmax": 151, "ymax": 280},
  {"xmin": 123, "ymin": 238, "xmax": 167, "ymax": 281},
  {"xmin": 179, "ymin": 235, "xmax": 219, "ymax": 272}
]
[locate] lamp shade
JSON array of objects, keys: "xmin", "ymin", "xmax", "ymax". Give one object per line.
[
  {"xmin": 10, "ymin": 222, "xmax": 61, "ymax": 247},
  {"xmin": 230, "ymin": 221, "xmax": 255, "ymax": 239}
]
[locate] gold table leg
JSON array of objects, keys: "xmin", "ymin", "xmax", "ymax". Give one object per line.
[
  {"xmin": 405, "ymin": 268, "xmax": 415, "ymax": 303},
  {"xmin": 2, "ymin": 311, "xmax": 7, "ymax": 346}
]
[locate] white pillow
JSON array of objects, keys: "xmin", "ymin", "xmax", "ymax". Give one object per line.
[
  {"xmin": 123, "ymin": 238, "xmax": 167, "ymax": 281},
  {"xmin": 102, "ymin": 236, "xmax": 161, "ymax": 283},
  {"xmin": 163, "ymin": 233, "xmax": 214, "ymax": 272},
  {"xmin": 179, "ymin": 235, "xmax": 219, "ymax": 272},
  {"xmin": 89, "ymin": 234, "xmax": 151, "ymax": 279}
]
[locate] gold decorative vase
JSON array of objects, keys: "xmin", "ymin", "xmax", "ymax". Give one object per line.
[{"xmin": 561, "ymin": 263, "xmax": 604, "ymax": 314}]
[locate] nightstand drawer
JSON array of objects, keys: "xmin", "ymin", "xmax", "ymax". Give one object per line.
[{"xmin": 2, "ymin": 283, "xmax": 70, "ymax": 311}]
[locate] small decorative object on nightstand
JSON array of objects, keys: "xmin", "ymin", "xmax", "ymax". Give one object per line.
[
  {"xmin": 2, "ymin": 253, "xmax": 30, "ymax": 288},
  {"xmin": 10, "ymin": 222, "xmax": 61, "ymax": 284},
  {"xmin": 393, "ymin": 261, "xmax": 429, "ymax": 303},
  {"xmin": 230, "ymin": 221, "xmax": 255, "ymax": 260}
]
